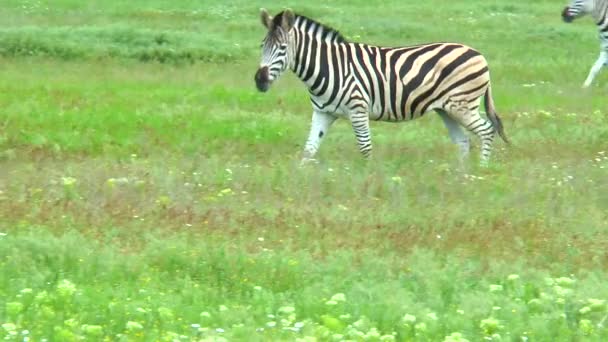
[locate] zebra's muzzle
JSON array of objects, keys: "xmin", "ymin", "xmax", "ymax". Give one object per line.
[
  {"xmin": 254, "ymin": 66, "xmax": 271, "ymax": 92},
  {"xmin": 562, "ymin": 7, "xmax": 574, "ymax": 23}
]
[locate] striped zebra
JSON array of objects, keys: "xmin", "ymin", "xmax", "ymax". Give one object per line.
[
  {"xmin": 254, "ymin": 9, "xmax": 509, "ymax": 166},
  {"xmin": 562, "ymin": 0, "xmax": 608, "ymax": 87}
]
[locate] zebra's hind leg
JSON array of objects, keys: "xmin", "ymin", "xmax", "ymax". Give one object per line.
[
  {"xmin": 436, "ymin": 109, "xmax": 470, "ymax": 165},
  {"xmin": 445, "ymin": 101, "xmax": 496, "ymax": 167},
  {"xmin": 583, "ymin": 51, "xmax": 607, "ymax": 88}
]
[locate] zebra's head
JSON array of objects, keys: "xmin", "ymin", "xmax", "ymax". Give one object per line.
[
  {"xmin": 562, "ymin": 0, "xmax": 593, "ymax": 23},
  {"xmin": 254, "ymin": 8, "xmax": 296, "ymax": 92}
]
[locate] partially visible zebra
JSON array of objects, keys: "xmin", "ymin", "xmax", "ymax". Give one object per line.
[
  {"xmin": 562, "ymin": 0, "xmax": 608, "ymax": 87},
  {"xmin": 254, "ymin": 9, "xmax": 509, "ymax": 166}
]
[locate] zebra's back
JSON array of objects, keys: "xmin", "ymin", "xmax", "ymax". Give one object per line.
[{"xmin": 347, "ymin": 42, "xmax": 490, "ymax": 121}]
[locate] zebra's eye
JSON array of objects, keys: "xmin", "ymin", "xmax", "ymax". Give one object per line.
[{"xmin": 279, "ymin": 43, "xmax": 287, "ymax": 49}]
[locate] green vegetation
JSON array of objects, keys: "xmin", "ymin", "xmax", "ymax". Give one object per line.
[{"xmin": 1, "ymin": 0, "xmax": 607, "ymax": 341}]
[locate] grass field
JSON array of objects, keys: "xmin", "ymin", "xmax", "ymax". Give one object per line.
[{"xmin": 1, "ymin": 0, "xmax": 607, "ymax": 341}]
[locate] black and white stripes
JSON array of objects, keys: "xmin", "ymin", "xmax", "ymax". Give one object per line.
[
  {"xmin": 254, "ymin": 9, "xmax": 509, "ymax": 165},
  {"xmin": 562, "ymin": 0, "xmax": 608, "ymax": 87}
]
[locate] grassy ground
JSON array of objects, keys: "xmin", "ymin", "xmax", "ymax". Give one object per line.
[{"xmin": 1, "ymin": 0, "xmax": 608, "ymax": 341}]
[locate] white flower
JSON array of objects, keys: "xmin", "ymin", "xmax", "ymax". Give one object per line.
[
  {"xmin": 489, "ymin": 284, "xmax": 503, "ymax": 292},
  {"xmin": 330, "ymin": 293, "xmax": 346, "ymax": 302},
  {"xmin": 125, "ymin": 321, "xmax": 143, "ymax": 331},
  {"xmin": 402, "ymin": 314, "xmax": 416, "ymax": 324},
  {"xmin": 426, "ymin": 312, "xmax": 438, "ymax": 321},
  {"xmin": 279, "ymin": 306, "xmax": 296, "ymax": 314}
]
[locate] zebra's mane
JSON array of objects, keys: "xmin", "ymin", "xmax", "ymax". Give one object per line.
[{"xmin": 272, "ymin": 11, "xmax": 347, "ymax": 43}]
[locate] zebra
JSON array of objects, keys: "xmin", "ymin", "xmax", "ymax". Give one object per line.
[
  {"xmin": 562, "ymin": 0, "xmax": 608, "ymax": 87},
  {"xmin": 254, "ymin": 9, "xmax": 509, "ymax": 166}
]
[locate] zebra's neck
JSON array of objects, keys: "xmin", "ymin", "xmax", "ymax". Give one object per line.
[{"xmin": 289, "ymin": 16, "xmax": 348, "ymax": 93}]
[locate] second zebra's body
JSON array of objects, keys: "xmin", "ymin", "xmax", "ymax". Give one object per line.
[
  {"xmin": 254, "ymin": 9, "xmax": 509, "ymax": 166},
  {"xmin": 562, "ymin": 0, "xmax": 608, "ymax": 87}
]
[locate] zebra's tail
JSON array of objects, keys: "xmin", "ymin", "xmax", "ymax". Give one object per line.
[{"xmin": 484, "ymin": 85, "xmax": 510, "ymax": 145}]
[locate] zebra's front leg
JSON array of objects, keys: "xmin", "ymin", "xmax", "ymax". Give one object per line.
[
  {"xmin": 350, "ymin": 112, "xmax": 372, "ymax": 159},
  {"xmin": 301, "ymin": 110, "xmax": 337, "ymax": 165},
  {"xmin": 582, "ymin": 51, "xmax": 607, "ymax": 88}
]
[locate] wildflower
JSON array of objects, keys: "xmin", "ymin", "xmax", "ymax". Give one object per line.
[
  {"xmin": 61, "ymin": 177, "xmax": 77, "ymax": 187},
  {"xmin": 553, "ymin": 285, "xmax": 573, "ymax": 298},
  {"xmin": 64, "ymin": 319, "xmax": 78, "ymax": 328},
  {"xmin": 414, "ymin": 322, "xmax": 427, "ymax": 332},
  {"xmin": 391, "ymin": 176, "xmax": 402, "ymax": 184},
  {"xmin": 444, "ymin": 332, "xmax": 470, "ymax": 342},
  {"xmin": 218, "ymin": 188, "xmax": 232, "ymax": 196},
  {"xmin": 480, "ymin": 318, "xmax": 502, "ymax": 335},
  {"xmin": 365, "ymin": 328, "xmax": 381, "ymax": 340},
  {"xmin": 555, "ymin": 277, "xmax": 575, "ymax": 287},
  {"xmin": 331, "ymin": 334, "xmax": 344, "ymax": 341},
  {"xmin": 266, "ymin": 321, "xmax": 276, "ymax": 328},
  {"xmin": 507, "ymin": 274, "xmax": 520, "ymax": 281},
  {"xmin": 402, "ymin": 314, "xmax": 417, "ymax": 324},
  {"xmin": 56, "ymin": 279, "xmax": 77, "ymax": 297},
  {"xmin": 279, "ymin": 306, "xmax": 296, "ymax": 314},
  {"xmin": 82, "ymin": 325, "xmax": 103, "ymax": 337},
  {"xmin": 588, "ymin": 298, "xmax": 606, "ymax": 310},
  {"xmin": 352, "ymin": 316, "xmax": 371, "ymax": 331},
  {"xmin": 489, "ymin": 284, "xmax": 503, "ymax": 292},
  {"xmin": 380, "ymin": 334, "xmax": 397, "ymax": 342},
  {"xmin": 330, "ymin": 293, "xmax": 346, "ymax": 302},
  {"xmin": 126, "ymin": 321, "xmax": 143, "ymax": 332},
  {"xmin": 215, "ymin": 328, "xmax": 225, "ymax": 333},
  {"xmin": 339, "ymin": 314, "xmax": 351, "ymax": 321},
  {"xmin": 19, "ymin": 288, "xmax": 33, "ymax": 296},
  {"xmin": 158, "ymin": 307, "xmax": 174, "ymax": 321},
  {"xmin": 579, "ymin": 319, "xmax": 594, "ymax": 335},
  {"xmin": 579, "ymin": 306, "xmax": 591, "ymax": 315},
  {"xmin": 2, "ymin": 323, "xmax": 16, "ymax": 332},
  {"xmin": 426, "ymin": 312, "xmax": 438, "ymax": 321}
]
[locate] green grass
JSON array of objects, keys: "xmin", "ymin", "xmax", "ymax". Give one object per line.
[{"xmin": 1, "ymin": 0, "xmax": 608, "ymax": 341}]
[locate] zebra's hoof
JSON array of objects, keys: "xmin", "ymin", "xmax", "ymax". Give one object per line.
[{"xmin": 299, "ymin": 158, "xmax": 319, "ymax": 167}]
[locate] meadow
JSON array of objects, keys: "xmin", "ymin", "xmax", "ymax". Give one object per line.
[{"xmin": 0, "ymin": 0, "xmax": 607, "ymax": 341}]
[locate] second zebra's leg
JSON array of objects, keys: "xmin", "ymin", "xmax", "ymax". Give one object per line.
[
  {"xmin": 446, "ymin": 103, "xmax": 496, "ymax": 167},
  {"xmin": 349, "ymin": 112, "xmax": 372, "ymax": 159},
  {"xmin": 582, "ymin": 51, "xmax": 607, "ymax": 88},
  {"xmin": 301, "ymin": 110, "xmax": 337, "ymax": 164},
  {"xmin": 436, "ymin": 109, "xmax": 470, "ymax": 165}
]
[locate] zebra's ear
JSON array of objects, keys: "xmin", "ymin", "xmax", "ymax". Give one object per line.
[
  {"xmin": 281, "ymin": 9, "xmax": 295, "ymax": 30},
  {"xmin": 260, "ymin": 8, "xmax": 273, "ymax": 29}
]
